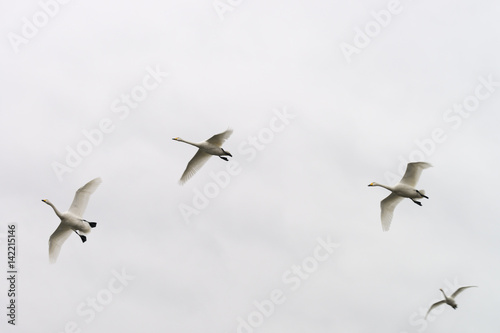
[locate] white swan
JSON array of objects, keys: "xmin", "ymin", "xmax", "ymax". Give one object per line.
[
  {"xmin": 173, "ymin": 128, "xmax": 233, "ymax": 184},
  {"xmin": 425, "ymin": 286, "xmax": 477, "ymax": 319},
  {"xmin": 368, "ymin": 162, "xmax": 432, "ymax": 231},
  {"xmin": 42, "ymin": 177, "xmax": 102, "ymax": 264}
]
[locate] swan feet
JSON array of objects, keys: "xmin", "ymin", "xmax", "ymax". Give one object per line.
[
  {"xmin": 416, "ymin": 190, "xmax": 429, "ymax": 199},
  {"xmin": 411, "ymin": 199, "xmax": 422, "ymax": 206},
  {"xmin": 74, "ymin": 231, "xmax": 87, "ymax": 243},
  {"xmin": 219, "ymin": 149, "xmax": 232, "ymax": 161},
  {"xmin": 82, "ymin": 219, "xmax": 97, "ymax": 228}
]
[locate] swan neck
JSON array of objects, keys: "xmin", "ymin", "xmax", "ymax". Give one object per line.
[
  {"xmin": 47, "ymin": 201, "xmax": 63, "ymax": 218},
  {"xmin": 375, "ymin": 183, "xmax": 393, "ymax": 191},
  {"xmin": 440, "ymin": 289, "xmax": 447, "ymax": 298},
  {"xmin": 179, "ymin": 139, "xmax": 200, "ymax": 148}
]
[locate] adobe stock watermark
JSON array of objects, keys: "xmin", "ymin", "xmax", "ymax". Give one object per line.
[
  {"xmin": 213, "ymin": 0, "xmax": 244, "ymax": 21},
  {"xmin": 384, "ymin": 73, "xmax": 499, "ymax": 185},
  {"xmin": 51, "ymin": 65, "xmax": 168, "ymax": 182},
  {"xmin": 178, "ymin": 107, "xmax": 297, "ymax": 224},
  {"xmin": 339, "ymin": 0, "xmax": 403, "ymax": 64},
  {"xmin": 235, "ymin": 235, "xmax": 340, "ymax": 333},
  {"xmin": 57, "ymin": 268, "xmax": 135, "ymax": 333},
  {"xmin": 399, "ymin": 277, "xmax": 464, "ymax": 333},
  {"xmin": 7, "ymin": 0, "xmax": 72, "ymax": 54}
]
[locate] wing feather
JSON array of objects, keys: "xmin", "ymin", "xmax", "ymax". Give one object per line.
[
  {"xmin": 68, "ymin": 178, "xmax": 102, "ymax": 217},
  {"xmin": 380, "ymin": 193, "xmax": 404, "ymax": 231},
  {"xmin": 48, "ymin": 223, "xmax": 72, "ymax": 264},
  {"xmin": 179, "ymin": 150, "xmax": 211, "ymax": 185},
  {"xmin": 205, "ymin": 128, "xmax": 233, "ymax": 147},
  {"xmin": 451, "ymin": 286, "xmax": 477, "ymax": 299},
  {"xmin": 399, "ymin": 162, "xmax": 432, "ymax": 187},
  {"xmin": 425, "ymin": 300, "xmax": 446, "ymax": 319}
]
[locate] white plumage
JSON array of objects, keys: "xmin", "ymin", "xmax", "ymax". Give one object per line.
[
  {"xmin": 173, "ymin": 129, "xmax": 233, "ymax": 184},
  {"xmin": 425, "ymin": 286, "xmax": 477, "ymax": 319},
  {"xmin": 42, "ymin": 177, "xmax": 102, "ymax": 263},
  {"xmin": 369, "ymin": 162, "xmax": 432, "ymax": 231}
]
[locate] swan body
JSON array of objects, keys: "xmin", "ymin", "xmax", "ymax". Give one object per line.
[
  {"xmin": 173, "ymin": 128, "xmax": 233, "ymax": 184},
  {"xmin": 368, "ymin": 162, "xmax": 432, "ymax": 231},
  {"xmin": 425, "ymin": 286, "xmax": 477, "ymax": 319},
  {"xmin": 42, "ymin": 177, "xmax": 102, "ymax": 264}
]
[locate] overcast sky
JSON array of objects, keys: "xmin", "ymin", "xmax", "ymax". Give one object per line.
[{"xmin": 1, "ymin": 1, "xmax": 500, "ymax": 332}]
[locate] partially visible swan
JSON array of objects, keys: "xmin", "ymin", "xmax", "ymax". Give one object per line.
[
  {"xmin": 42, "ymin": 177, "xmax": 102, "ymax": 264},
  {"xmin": 368, "ymin": 162, "xmax": 432, "ymax": 231},
  {"xmin": 173, "ymin": 128, "xmax": 233, "ymax": 184},
  {"xmin": 425, "ymin": 286, "xmax": 477, "ymax": 319}
]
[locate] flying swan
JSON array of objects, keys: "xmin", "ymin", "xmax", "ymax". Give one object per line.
[
  {"xmin": 425, "ymin": 286, "xmax": 477, "ymax": 319},
  {"xmin": 42, "ymin": 177, "xmax": 102, "ymax": 263},
  {"xmin": 173, "ymin": 128, "xmax": 233, "ymax": 184},
  {"xmin": 368, "ymin": 162, "xmax": 432, "ymax": 231}
]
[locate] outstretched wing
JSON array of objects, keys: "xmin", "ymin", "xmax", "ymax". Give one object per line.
[
  {"xmin": 179, "ymin": 149, "xmax": 211, "ymax": 185},
  {"xmin": 380, "ymin": 193, "xmax": 404, "ymax": 231},
  {"xmin": 49, "ymin": 223, "xmax": 72, "ymax": 264},
  {"xmin": 68, "ymin": 178, "xmax": 102, "ymax": 217},
  {"xmin": 425, "ymin": 300, "xmax": 446, "ymax": 319},
  {"xmin": 399, "ymin": 162, "xmax": 432, "ymax": 187},
  {"xmin": 451, "ymin": 286, "xmax": 477, "ymax": 299},
  {"xmin": 205, "ymin": 128, "xmax": 233, "ymax": 147}
]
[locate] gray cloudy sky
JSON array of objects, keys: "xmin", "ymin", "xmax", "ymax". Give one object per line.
[{"xmin": 1, "ymin": 0, "xmax": 500, "ymax": 332}]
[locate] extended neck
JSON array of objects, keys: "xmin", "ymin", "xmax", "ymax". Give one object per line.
[
  {"xmin": 372, "ymin": 182, "xmax": 394, "ymax": 191},
  {"xmin": 45, "ymin": 201, "xmax": 63, "ymax": 219},
  {"xmin": 177, "ymin": 138, "xmax": 201, "ymax": 148},
  {"xmin": 440, "ymin": 289, "xmax": 448, "ymax": 299}
]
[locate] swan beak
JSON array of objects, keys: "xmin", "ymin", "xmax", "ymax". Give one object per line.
[
  {"xmin": 172, "ymin": 137, "xmax": 178, "ymax": 140},
  {"xmin": 368, "ymin": 182, "xmax": 374, "ymax": 186},
  {"xmin": 42, "ymin": 199, "xmax": 47, "ymax": 202}
]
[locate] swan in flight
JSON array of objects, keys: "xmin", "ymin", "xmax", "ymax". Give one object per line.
[
  {"xmin": 425, "ymin": 286, "xmax": 477, "ymax": 319},
  {"xmin": 173, "ymin": 128, "xmax": 233, "ymax": 184},
  {"xmin": 42, "ymin": 177, "xmax": 102, "ymax": 264},
  {"xmin": 368, "ymin": 162, "xmax": 432, "ymax": 231}
]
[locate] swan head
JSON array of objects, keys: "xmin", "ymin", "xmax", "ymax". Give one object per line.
[
  {"xmin": 368, "ymin": 182, "xmax": 377, "ymax": 187},
  {"xmin": 42, "ymin": 199, "xmax": 55, "ymax": 207},
  {"xmin": 172, "ymin": 137, "xmax": 180, "ymax": 141}
]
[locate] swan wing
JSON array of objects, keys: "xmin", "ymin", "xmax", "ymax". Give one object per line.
[
  {"xmin": 380, "ymin": 193, "xmax": 404, "ymax": 231},
  {"xmin": 179, "ymin": 149, "xmax": 211, "ymax": 184},
  {"xmin": 49, "ymin": 223, "xmax": 72, "ymax": 264},
  {"xmin": 399, "ymin": 162, "xmax": 432, "ymax": 187},
  {"xmin": 68, "ymin": 178, "xmax": 102, "ymax": 217},
  {"xmin": 205, "ymin": 128, "xmax": 233, "ymax": 147},
  {"xmin": 451, "ymin": 286, "xmax": 477, "ymax": 299},
  {"xmin": 425, "ymin": 300, "xmax": 446, "ymax": 319}
]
